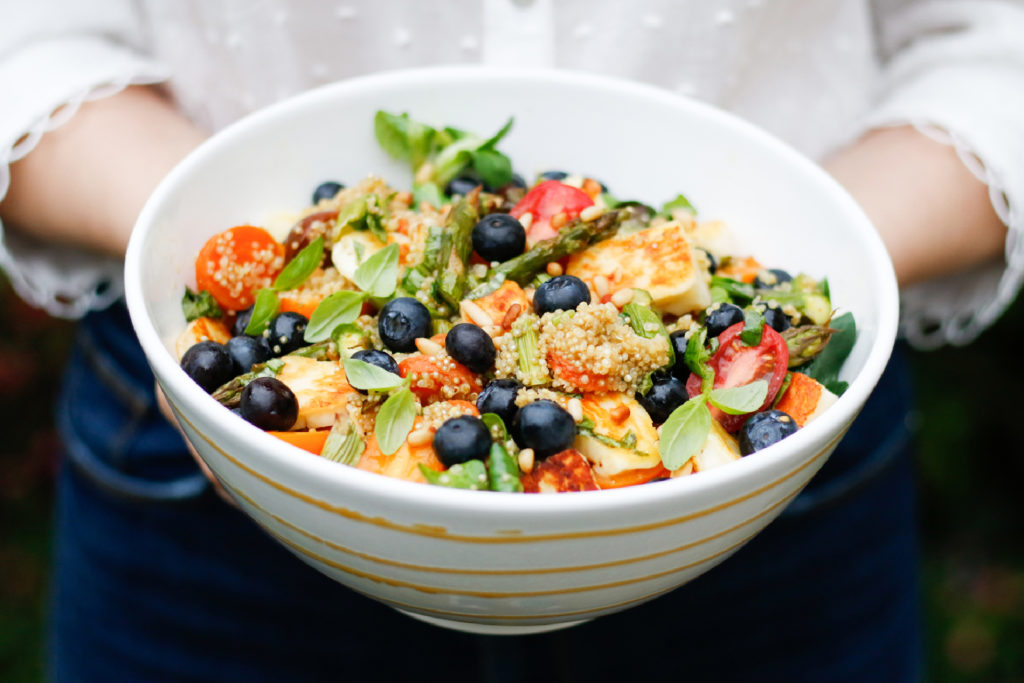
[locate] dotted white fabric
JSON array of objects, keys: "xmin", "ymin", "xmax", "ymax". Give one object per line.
[{"xmin": 2, "ymin": 0, "xmax": 1024, "ymax": 346}]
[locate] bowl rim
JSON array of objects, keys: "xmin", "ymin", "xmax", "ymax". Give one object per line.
[{"xmin": 125, "ymin": 65, "xmax": 899, "ymax": 517}]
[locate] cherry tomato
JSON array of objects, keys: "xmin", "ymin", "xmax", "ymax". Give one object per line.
[
  {"xmin": 195, "ymin": 225, "xmax": 285, "ymax": 311},
  {"xmin": 685, "ymin": 322, "xmax": 789, "ymax": 432},
  {"xmin": 509, "ymin": 180, "xmax": 594, "ymax": 243},
  {"xmin": 398, "ymin": 354, "xmax": 482, "ymax": 404}
]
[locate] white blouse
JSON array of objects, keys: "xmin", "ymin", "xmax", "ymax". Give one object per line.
[{"xmin": 2, "ymin": 0, "xmax": 1024, "ymax": 348}]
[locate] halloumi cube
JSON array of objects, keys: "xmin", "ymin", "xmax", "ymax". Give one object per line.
[
  {"xmin": 275, "ymin": 356, "xmax": 353, "ymax": 430},
  {"xmin": 522, "ymin": 449, "xmax": 599, "ymax": 493},
  {"xmin": 176, "ymin": 316, "xmax": 231, "ymax": 360},
  {"xmin": 566, "ymin": 221, "xmax": 711, "ymax": 315},
  {"xmin": 671, "ymin": 419, "xmax": 740, "ymax": 477},
  {"xmin": 573, "ymin": 393, "xmax": 662, "ymax": 480}
]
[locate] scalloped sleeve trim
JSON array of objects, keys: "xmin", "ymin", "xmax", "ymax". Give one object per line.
[{"xmin": 0, "ymin": 37, "xmax": 169, "ymax": 319}]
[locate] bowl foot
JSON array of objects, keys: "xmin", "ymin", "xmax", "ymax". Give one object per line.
[{"xmin": 396, "ymin": 609, "xmax": 590, "ymax": 635}]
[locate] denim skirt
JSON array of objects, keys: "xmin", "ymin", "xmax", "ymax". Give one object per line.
[{"xmin": 48, "ymin": 303, "xmax": 922, "ymax": 682}]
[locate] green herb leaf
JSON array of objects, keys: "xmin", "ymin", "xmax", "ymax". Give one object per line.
[
  {"xmin": 709, "ymin": 380, "xmax": 769, "ymax": 415},
  {"xmin": 304, "ymin": 290, "xmax": 366, "ymax": 342},
  {"xmin": 487, "ymin": 442, "xmax": 522, "ymax": 493},
  {"xmin": 182, "ymin": 287, "xmax": 223, "ymax": 322},
  {"xmin": 480, "ymin": 413, "xmax": 509, "ymax": 442},
  {"xmin": 659, "ymin": 193, "xmax": 697, "ymax": 216},
  {"xmin": 623, "ymin": 299, "xmax": 674, "ymax": 366},
  {"xmin": 479, "ymin": 116, "xmax": 514, "ymax": 151},
  {"xmin": 739, "ymin": 308, "xmax": 765, "ymax": 346},
  {"xmin": 801, "ymin": 312, "xmax": 856, "ymax": 395},
  {"xmin": 710, "ymin": 276, "xmax": 755, "ymax": 304},
  {"xmin": 374, "ymin": 111, "xmax": 437, "ymax": 167},
  {"xmin": 412, "ymin": 182, "xmax": 445, "ymax": 209},
  {"xmin": 684, "ymin": 327, "xmax": 714, "ymax": 393},
  {"xmin": 320, "ymin": 421, "xmax": 365, "ymax": 465},
  {"xmin": 244, "ymin": 288, "xmax": 279, "ymax": 335},
  {"xmin": 471, "ymin": 149, "xmax": 513, "ymax": 189},
  {"xmin": 420, "ymin": 459, "xmax": 490, "ymax": 490},
  {"xmin": 343, "ymin": 357, "xmax": 407, "ymax": 392},
  {"xmin": 365, "ymin": 209, "xmax": 387, "ymax": 243},
  {"xmin": 375, "ymin": 388, "xmax": 418, "ymax": 456},
  {"xmin": 658, "ymin": 398, "xmax": 712, "ymax": 471},
  {"xmin": 353, "ymin": 243, "xmax": 400, "ymax": 298},
  {"xmin": 273, "ymin": 237, "xmax": 323, "ymax": 292}
]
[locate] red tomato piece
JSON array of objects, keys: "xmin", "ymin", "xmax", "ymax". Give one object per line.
[
  {"xmin": 398, "ymin": 354, "xmax": 483, "ymax": 404},
  {"xmin": 685, "ymin": 322, "xmax": 789, "ymax": 432},
  {"xmin": 509, "ymin": 180, "xmax": 594, "ymax": 243},
  {"xmin": 195, "ymin": 225, "xmax": 285, "ymax": 311}
]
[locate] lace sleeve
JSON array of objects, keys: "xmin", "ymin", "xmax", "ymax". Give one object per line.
[
  {"xmin": 0, "ymin": 4, "xmax": 169, "ymax": 318},
  {"xmin": 862, "ymin": 0, "xmax": 1024, "ymax": 347}
]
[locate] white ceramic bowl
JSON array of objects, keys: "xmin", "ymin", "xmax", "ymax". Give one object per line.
[{"xmin": 125, "ymin": 67, "xmax": 898, "ymax": 635}]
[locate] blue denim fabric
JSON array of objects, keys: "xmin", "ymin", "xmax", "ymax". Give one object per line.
[{"xmin": 49, "ymin": 303, "xmax": 921, "ymax": 682}]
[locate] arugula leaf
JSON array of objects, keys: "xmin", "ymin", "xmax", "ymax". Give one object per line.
[
  {"xmin": 304, "ymin": 290, "xmax": 366, "ymax": 342},
  {"xmin": 801, "ymin": 312, "xmax": 856, "ymax": 395},
  {"xmin": 471, "ymin": 148, "xmax": 513, "ymax": 189},
  {"xmin": 659, "ymin": 193, "xmax": 697, "ymax": 216},
  {"xmin": 709, "ymin": 380, "xmax": 768, "ymax": 415},
  {"xmin": 353, "ymin": 243, "xmax": 400, "ymax": 298},
  {"xmin": 419, "ymin": 459, "xmax": 490, "ymax": 490},
  {"xmin": 375, "ymin": 387, "xmax": 417, "ymax": 456},
  {"xmin": 739, "ymin": 307, "xmax": 765, "ymax": 346},
  {"xmin": 244, "ymin": 288, "xmax": 279, "ymax": 335},
  {"xmin": 480, "ymin": 412, "xmax": 509, "ymax": 442},
  {"xmin": 273, "ymin": 237, "xmax": 323, "ymax": 292},
  {"xmin": 343, "ymin": 357, "xmax": 407, "ymax": 392},
  {"xmin": 658, "ymin": 398, "xmax": 712, "ymax": 470},
  {"xmin": 412, "ymin": 182, "xmax": 445, "ymax": 209},
  {"xmin": 182, "ymin": 287, "xmax": 223, "ymax": 322}
]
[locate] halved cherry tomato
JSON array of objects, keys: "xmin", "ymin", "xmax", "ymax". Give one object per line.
[
  {"xmin": 195, "ymin": 225, "xmax": 285, "ymax": 311},
  {"xmin": 685, "ymin": 322, "xmax": 789, "ymax": 432},
  {"xmin": 398, "ymin": 354, "xmax": 482, "ymax": 404},
  {"xmin": 509, "ymin": 180, "xmax": 594, "ymax": 243}
]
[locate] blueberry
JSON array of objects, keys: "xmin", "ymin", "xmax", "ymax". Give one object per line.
[
  {"xmin": 538, "ymin": 170, "xmax": 569, "ymax": 182},
  {"xmin": 533, "ymin": 275, "xmax": 591, "ymax": 315},
  {"xmin": 506, "ymin": 173, "xmax": 527, "ymax": 189},
  {"xmin": 668, "ymin": 331, "xmax": 691, "ymax": 381},
  {"xmin": 445, "ymin": 175, "xmax": 481, "ymax": 197},
  {"xmin": 351, "ymin": 349, "xmax": 400, "ymax": 395},
  {"xmin": 477, "ymin": 379, "xmax": 522, "ymax": 427},
  {"xmin": 705, "ymin": 303, "xmax": 745, "ymax": 338},
  {"xmin": 312, "ymin": 180, "xmax": 345, "ymax": 204},
  {"xmin": 267, "ymin": 312, "xmax": 308, "ymax": 356},
  {"xmin": 433, "ymin": 416, "xmax": 492, "ymax": 468},
  {"xmin": 378, "ymin": 297, "xmax": 432, "ymax": 353},
  {"xmin": 472, "ymin": 213, "xmax": 526, "ymax": 263},
  {"xmin": 739, "ymin": 409, "xmax": 799, "ymax": 455},
  {"xmin": 754, "ymin": 268, "xmax": 793, "ymax": 289},
  {"xmin": 239, "ymin": 377, "xmax": 298, "ymax": 431},
  {"xmin": 763, "ymin": 307, "xmax": 792, "ymax": 333},
  {"xmin": 636, "ymin": 373, "xmax": 689, "ymax": 424},
  {"xmin": 181, "ymin": 341, "xmax": 235, "ymax": 393},
  {"xmin": 445, "ymin": 323, "xmax": 496, "ymax": 373},
  {"xmin": 225, "ymin": 335, "xmax": 273, "ymax": 375},
  {"xmin": 511, "ymin": 400, "xmax": 576, "ymax": 459},
  {"xmin": 698, "ymin": 248, "xmax": 718, "ymax": 275},
  {"xmin": 232, "ymin": 306, "xmax": 254, "ymax": 336}
]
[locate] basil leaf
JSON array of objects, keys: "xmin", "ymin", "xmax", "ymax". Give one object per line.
[
  {"xmin": 684, "ymin": 328, "xmax": 713, "ymax": 393},
  {"xmin": 413, "ymin": 182, "xmax": 445, "ymax": 209},
  {"xmin": 479, "ymin": 116, "xmax": 514, "ymax": 151},
  {"xmin": 320, "ymin": 421, "xmax": 365, "ymax": 465},
  {"xmin": 471, "ymin": 149, "xmax": 513, "ymax": 189},
  {"xmin": 273, "ymin": 237, "xmax": 323, "ymax": 292},
  {"xmin": 375, "ymin": 388, "xmax": 417, "ymax": 456},
  {"xmin": 801, "ymin": 312, "xmax": 856, "ymax": 396},
  {"xmin": 739, "ymin": 308, "xmax": 765, "ymax": 346},
  {"xmin": 659, "ymin": 193, "xmax": 697, "ymax": 216},
  {"xmin": 710, "ymin": 276, "xmax": 755, "ymax": 304},
  {"xmin": 336, "ymin": 196, "xmax": 368, "ymax": 231},
  {"xmin": 304, "ymin": 290, "xmax": 366, "ymax": 342},
  {"xmin": 480, "ymin": 413, "xmax": 508, "ymax": 442},
  {"xmin": 623, "ymin": 300, "xmax": 674, "ymax": 366},
  {"xmin": 182, "ymin": 287, "xmax": 223, "ymax": 322},
  {"xmin": 244, "ymin": 288, "xmax": 279, "ymax": 335},
  {"xmin": 374, "ymin": 111, "xmax": 436, "ymax": 166},
  {"xmin": 343, "ymin": 357, "xmax": 407, "ymax": 392},
  {"xmin": 353, "ymin": 243, "xmax": 400, "ymax": 298},
  {"xmin": 658, "ymin": 399, "xmax": 712, "ymax": 471},
  {"xmin": 419, "ymin": 459, "xmax": 490, "ymax": 490},
  {"xmin": 709, "ymin": 380, "xmax": 768, "ymax": 415}
]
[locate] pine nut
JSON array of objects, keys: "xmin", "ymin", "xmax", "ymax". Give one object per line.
[
  {"xmin": 677, "ymin": 460, "xmax": 695, "ymax": 476},
  {"xmin": 580, "ymin": 205, "xmax": 603, "ymax": 222},
  {"xmin": 610, "ymin": 288, "xmax": 634, "ymax": 307},
  {"xmin": 502, "ymin": 303, "xmax": 522, "ymax": 329},
  {"xmin": 567, "ymin": 398, "xmax": 584, "ymax": 423},
  {"xmin": 518, "ymin": 448, "xmax": 535, "ymax": 474},
  {"xmin": 415, "ymin": 337, "xmax": 444, "ymax": 356},
  {"xmin": 593, "ymin": 275, "xmax": 610, "ymax": 298},
  {"xmin": 550, "ymin": 212, "xmax": 568, "ymax": 229},
  {"xmin": 518, "ymin": 212, "xmax": 533, "ymax": 231},
  {"xmin": 545, "ymin": 261, "xmax": 563, "ymax": 277},
  {"xmin": 460, "ymin": 300, "xmax": 494, "ymax": 327},
  {"xmin": 407, "ymin": 428, "xmax": 433, "ymax": 447},
  {"xmin": 610, "ymin": 405, "xmax": 631, "ymax": 424}
]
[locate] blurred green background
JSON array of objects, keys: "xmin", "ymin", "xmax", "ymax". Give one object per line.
[{"xmin": 0, "ymin": 275, "xmax": 1021, "ymax": 682}]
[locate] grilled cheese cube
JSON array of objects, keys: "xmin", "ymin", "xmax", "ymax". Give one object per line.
[
  {"xmin": 522, "ymin": 448, "xmax": 599, "ymax": 493},
  {"xmin": 774, "ymin": 373, "xmax": 838, "ymax": 427},
  {"xmin": 573, "ymin": 393, "xmax": 662, "ymax": 481},
  {"xmin": 566, "ymin": 221, "xmax": 711, "ymax": 315},
  {"xmin": 275, "ymin": 356, "xmax": 354, "ymax": 430},
  {"xmin": 357, "ymin": 416, "xmax": 443, "ymax": 484},
  {"xmin": 671, "ymin": 420, "xmax": 740, "ymax": 477},
  {"xmin": 692, "ymin": 219, "xmax": 734, "ymax": 259},
  {"xmin": 175, "ymin": 316, "xmax": 231, "ymax": 360},
  {"xmin": 468, "ymin": 280, "xmax": 530, "ymax": 333}
]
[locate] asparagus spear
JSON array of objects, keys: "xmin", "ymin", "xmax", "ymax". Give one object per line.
[
  {"xmin": 211, "ymin": 358, "xmax": 286, "ymax": 407},
  {"xmin": 437, "ymin": 193, "xmax": 479, "ymax": 307},
  {"xmin": 781, "ymin": 324, "xmax": 837, "ymax": 369},
  {"xmin": 487, "ymin": 441, "xmax": 523, "ymax": 493}
]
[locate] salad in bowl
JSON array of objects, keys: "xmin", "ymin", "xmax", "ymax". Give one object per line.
[{"xmin": 175, "ymin": 111, "xmax": 855, "ymax": 495}]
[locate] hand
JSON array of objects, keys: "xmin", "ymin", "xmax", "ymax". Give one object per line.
[{"xmin": 154, "ymin": 382, "xmax": 237, "ymax": 507}]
